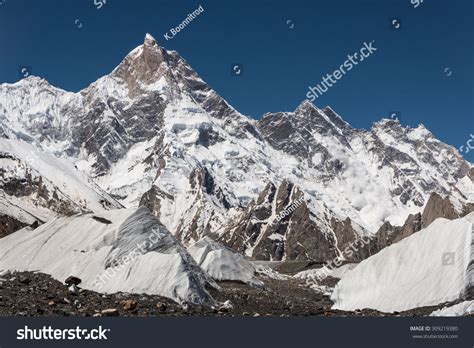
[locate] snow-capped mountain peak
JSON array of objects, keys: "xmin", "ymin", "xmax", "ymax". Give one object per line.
[
  {"xmin": 144, "ymin": 32, "xmax": 158, "ymax": 46},
  {"xmin": 1, "ymin": 34, "xmax": 472, "ymax": 263}
]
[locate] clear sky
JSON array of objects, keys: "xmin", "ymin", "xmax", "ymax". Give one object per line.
[{"xmin": 0, "ymin": 0, "xmax": 473, "ymax": 161}]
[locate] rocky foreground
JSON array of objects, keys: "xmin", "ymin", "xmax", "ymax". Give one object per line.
[{"xmin": 0, "ymin": 271, "xmax": 468, "ymax": 317}]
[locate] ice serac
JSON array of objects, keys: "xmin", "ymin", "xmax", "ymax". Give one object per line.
[
  {"xmin": 331, "ymin": 213, "xmax": 474, "ymax": 313},
  {"xmin": 0, "ymin": 207, "xmax": 217, "ymax": 306},
  {"xmin": 187, "ymin": 237, "xmax": 264, "ymax": 288}
]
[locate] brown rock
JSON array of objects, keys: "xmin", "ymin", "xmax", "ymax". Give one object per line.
[
  {"xmin": 120, "ymin": 299, "xmax": 137, "ymax": 311},
  {"xmin": 156, "ymin": 302, "xmax": 167, "ymax": 312}
]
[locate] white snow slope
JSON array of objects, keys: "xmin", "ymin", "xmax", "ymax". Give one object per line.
[
  {"xmin": 295, "ymin": 263, "xmax": 358, "ymax": 282},
  {"xmin": 430, "ymin": 301, "xmax": 474, "ymax": 316},
  {"xmin": 331, "ymin": 213, "xmax": 474, "ymax": 313},
  {"xmin": 0, "ymin": 137, "xmax": 121, "ymax": 225},
  {"xmin": 0, "ymin": 207, "xmax": 216, "ymax": 306},
  {"xmin": 188, "ymin": 237, "xmax": 264, "ymax": 288}
]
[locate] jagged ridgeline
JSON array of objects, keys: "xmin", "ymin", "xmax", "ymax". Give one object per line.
[{"xmin": 0, "ymin": 34, "xmax": 472, "ymax": 262}]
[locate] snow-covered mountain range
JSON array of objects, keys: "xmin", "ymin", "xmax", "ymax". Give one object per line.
[{"xmin": 1, "ymin": 33, "xmax": 473, "ymax": 263}]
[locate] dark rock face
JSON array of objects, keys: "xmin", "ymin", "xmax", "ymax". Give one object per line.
[
  {"xmin": 221, "ymin": 182, "xmax": 283, "ymax": 260},
  {"xmin": 284, "ymin": 202, "xmax": 338, "ymax": 262},
  {"xmin": 139, "ymin": 185, "xmax": 171, "ymax": 218},
  {"xmin": 421, "ymin": 193, "xmax": 465, "ymax": 228},
  {"xmin": 330, "ymin": 217, "xmax": 372, "ymax": 262},
  {"xmin": 258, "ymin": 102, "xmax": 352, "ymax": 162},
  {"xmin": 367, "ymin": 213, "xmax": 422, "ymax": 255},
  {"xmin": 219, "ymin": 180, "xmax": 342, "ymax": 262},
  {"xmin": 468, "ymin": 168, "xmax": 474, "ymax": 181},
  {"xmin": 389, "ymin": 213, "xmax": 423, "ymax": 244},
  {"xmin": 0, "ymin": 215, "xmax": 28, "ymax": 238}
]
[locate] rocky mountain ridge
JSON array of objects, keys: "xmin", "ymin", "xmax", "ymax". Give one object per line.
[{"xmin": 0, "ymin": 33, "xmax": 472, "ymax": 262}]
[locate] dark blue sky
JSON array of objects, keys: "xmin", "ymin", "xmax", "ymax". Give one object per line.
[{"xmin": 1, "ymin": 0, "xmax": 473, "ymax": 161}]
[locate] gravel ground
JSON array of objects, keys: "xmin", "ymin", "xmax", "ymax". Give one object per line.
[{"xmin": 0, "ymin": 271, "xmax": 470, "ymax": 317}]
